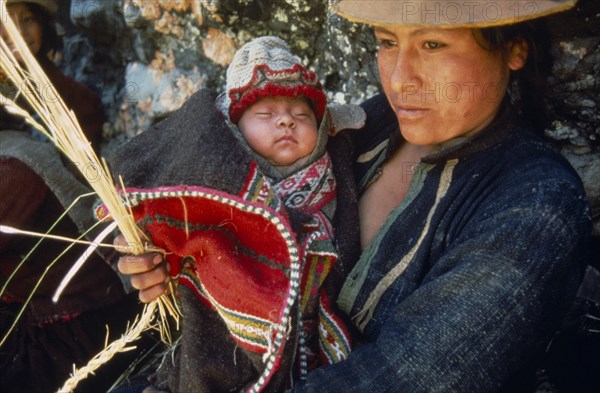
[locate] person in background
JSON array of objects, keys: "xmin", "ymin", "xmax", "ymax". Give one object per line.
[
  {"xmin": 116, "ymin": 1, "xmax": 592, "ymax": 392},
  {"xmin": 0, "ymin": 1, "xmax": 148, "ymax": 391},
  {"xmin": 0, "ymin": 0, "xmax": 104, "ymax": 145}
]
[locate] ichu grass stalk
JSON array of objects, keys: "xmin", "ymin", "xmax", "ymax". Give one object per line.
[{"xmin": 0, "ymin": 1, "xmax": 179, "ymax": 391}]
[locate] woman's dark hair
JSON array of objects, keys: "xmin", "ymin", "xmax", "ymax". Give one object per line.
[
  {"xmin": 476, "ymin": 20, "xmax": 552, "ymax": 133},
  {"xmin": 27, "ymin": 3, "xmax": 59, "ymax": 59}
]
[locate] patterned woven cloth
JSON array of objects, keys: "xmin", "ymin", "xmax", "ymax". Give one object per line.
[{"xmin": 97, "ymin": 157, "xmax": 350, "ymax": 392}]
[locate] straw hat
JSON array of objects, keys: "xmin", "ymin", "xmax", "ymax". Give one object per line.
[
  {"xmin": 5, "ymin": 0, "xmax": 58, "ymax": 16},
  {"xmin": 332, "ymin": 0, "xmax": 576, "ymax": 28}
]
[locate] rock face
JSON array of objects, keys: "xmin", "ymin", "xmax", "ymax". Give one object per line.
[{"xmin": 62, "ymin": 0, "xmax": 599, "ymax": 234}]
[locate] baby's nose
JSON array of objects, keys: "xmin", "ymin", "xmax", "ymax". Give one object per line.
[{"xmin": 277, "ymin": 112, "xmax": 295, "ymax": 128}]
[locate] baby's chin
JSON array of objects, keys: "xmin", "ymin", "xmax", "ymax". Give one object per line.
[
  {"xmin": 270, "ymin": 155, "xmax": 312, "ymax": 177},
  {"xmin": 272, "ymin": 154, "xmax": 310, "ymax": 168}
]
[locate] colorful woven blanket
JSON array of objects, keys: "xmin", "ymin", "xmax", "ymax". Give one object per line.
[{"xmin": 97, "ymin": 161, "xmax": 349, "ymax": 391}]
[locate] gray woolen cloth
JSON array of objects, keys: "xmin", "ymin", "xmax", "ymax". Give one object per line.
[
  {"xmin": 109, "ymin": 90, "xmax": 252, "ymax": 193},
  {"xmin": 0, "ymin": 131, "xmax": 96, "ymax": 236}
]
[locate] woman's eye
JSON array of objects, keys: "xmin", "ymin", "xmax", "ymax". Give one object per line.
[
  {"xmin": 423, "ymin": 41, "xmax": 444, "ymax": 50},
  {"xmin": 295, "ymin": 113, "xmax": 308, "ymax": 118},
  {"xmin": 377, "ymin": 39, "xmax": 397, "ymax": 50}
]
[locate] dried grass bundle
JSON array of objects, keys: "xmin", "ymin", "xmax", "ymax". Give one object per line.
[
  {"xmin": 0, "ymin": 1, "xmax": 178, "ymax": 391},
  {"xmin": 0, "ymin": 5, "xmax": 140, "ymax": 248}
]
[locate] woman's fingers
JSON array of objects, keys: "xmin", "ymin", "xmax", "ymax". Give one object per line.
[
  {"xmin": 113, "ymin": 234, "xmax": 127, "ymax": 248},
  {"xmin": 118, "ymin": 253, "xmax": 163, "ymax": 275},
  {"xmin": 138, "ymin": 279, "xmax": 170, "ymax": 303},
  {"xmin": 121, "ymin": 255, "xmax": 169, "ymax": 303},
  {"xmin": 113, "ymin": 234, "xmax": 144, "ymax": 254},
  {"xmin": 129, "ymin": 260, "xmax": 169, "ymax": 291},
  {"xmin": 125, "ymin": 258, "xmax": 170, "ymax": 303},
  {"xmin": 113, "ymin": 234, "xmax": 169, "ymax": 302}
]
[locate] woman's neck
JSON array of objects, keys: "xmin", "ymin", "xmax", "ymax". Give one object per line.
[{"xmin": 358, "ymin": 142, "xmax": 434, "ymax": 249}]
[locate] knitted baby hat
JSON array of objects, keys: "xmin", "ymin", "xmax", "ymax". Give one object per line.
[{"xmin": 222, "ymin": 36, "xmax": 327, "ymax": 125}]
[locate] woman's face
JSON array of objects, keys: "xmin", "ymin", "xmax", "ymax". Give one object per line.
[
  {"xmin": 1, "ymin": 3, "xmax": 43, "ymax": 59},
  {"xmin": 374, "ymin": 26, "xmax": 527, "ymax": 146}
]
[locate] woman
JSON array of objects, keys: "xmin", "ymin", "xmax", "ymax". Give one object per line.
[
  {"xmin": 1, "ymin": 1, "xmax": 145, "ymax": 391},
  {"xmin": 0, "ymin": 0, "xmax": 104, "ymax": 145},
  {"xmin": 117, "ymin": 1, "xmax": 591, "ymax": 392}
]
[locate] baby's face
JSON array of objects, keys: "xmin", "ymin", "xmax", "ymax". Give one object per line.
[{"xmin": 238, "ymin": 96, "xmax": 318, "ymax": 167}]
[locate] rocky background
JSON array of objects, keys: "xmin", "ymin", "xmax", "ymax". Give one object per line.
[{"xmin": 55, "ymin": 0, "xmax": 599, "ymax": 236}]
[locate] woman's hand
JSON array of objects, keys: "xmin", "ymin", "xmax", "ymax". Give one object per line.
[{"xmin": 114, "ymin": 235, "xmax": 170, "ymax": 303}]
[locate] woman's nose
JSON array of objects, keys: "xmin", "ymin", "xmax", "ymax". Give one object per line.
[{"xmin": 389, "ymin": 49, "xmax": 421, "ymax": 97}]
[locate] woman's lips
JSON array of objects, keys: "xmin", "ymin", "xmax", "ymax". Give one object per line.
[{"xmin": 395, "ymin": 105, "xmax": 430, "ymax": 119}]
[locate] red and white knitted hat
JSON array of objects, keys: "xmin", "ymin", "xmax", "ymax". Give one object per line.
[{"xmin": 221, "ymin": 36, "xmax": 327, "ymax": 125}]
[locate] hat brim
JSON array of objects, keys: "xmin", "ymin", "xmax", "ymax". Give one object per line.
[{"xmin": 332, "ymin": 0, "xmax": 576, "ymax": 28}]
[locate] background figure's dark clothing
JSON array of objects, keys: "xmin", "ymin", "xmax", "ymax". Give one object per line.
[
  {"xmin": 0, "ymin": 156, "xmax": 125, "ymax": 318},
  {"xmin": 0, "ymin": 133, "xmax": 148, "ymax": 393},
  {"xmin": 0, "ymin": 293, "xmax": 145, "ymax": 393},
  {"xmin": 0, "ymin": 56, "xmax": 104, "ymax": 146},
  {"xmin": 290, "ymin": 94, "xmax": 591, "ymax": 393},
  {"xmin": 0, "ymin": 57, "xmax": 145, "ymax": 391}
]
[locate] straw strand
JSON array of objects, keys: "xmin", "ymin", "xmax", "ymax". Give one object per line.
[{"xmin": 0, "ymin": 1, "xmax": 179, "ymax": 391}]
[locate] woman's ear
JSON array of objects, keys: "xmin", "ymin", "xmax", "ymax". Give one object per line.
[{"xmin": 507, "ymin": 38, "xmax": 529, "ymax": 71}]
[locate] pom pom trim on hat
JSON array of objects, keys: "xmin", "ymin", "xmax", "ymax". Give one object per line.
[
  {"xmin": 229, "ymin": 84, "xmax": 327, "ymax": 125},
  {"xmin": 227, "ymin": 63, "xmax": 327, "ymax": 124}
]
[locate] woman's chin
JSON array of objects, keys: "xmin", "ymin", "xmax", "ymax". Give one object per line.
[{"xmin": 399, "ymin": 128, "xmax": 438, "ymax": 147}]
